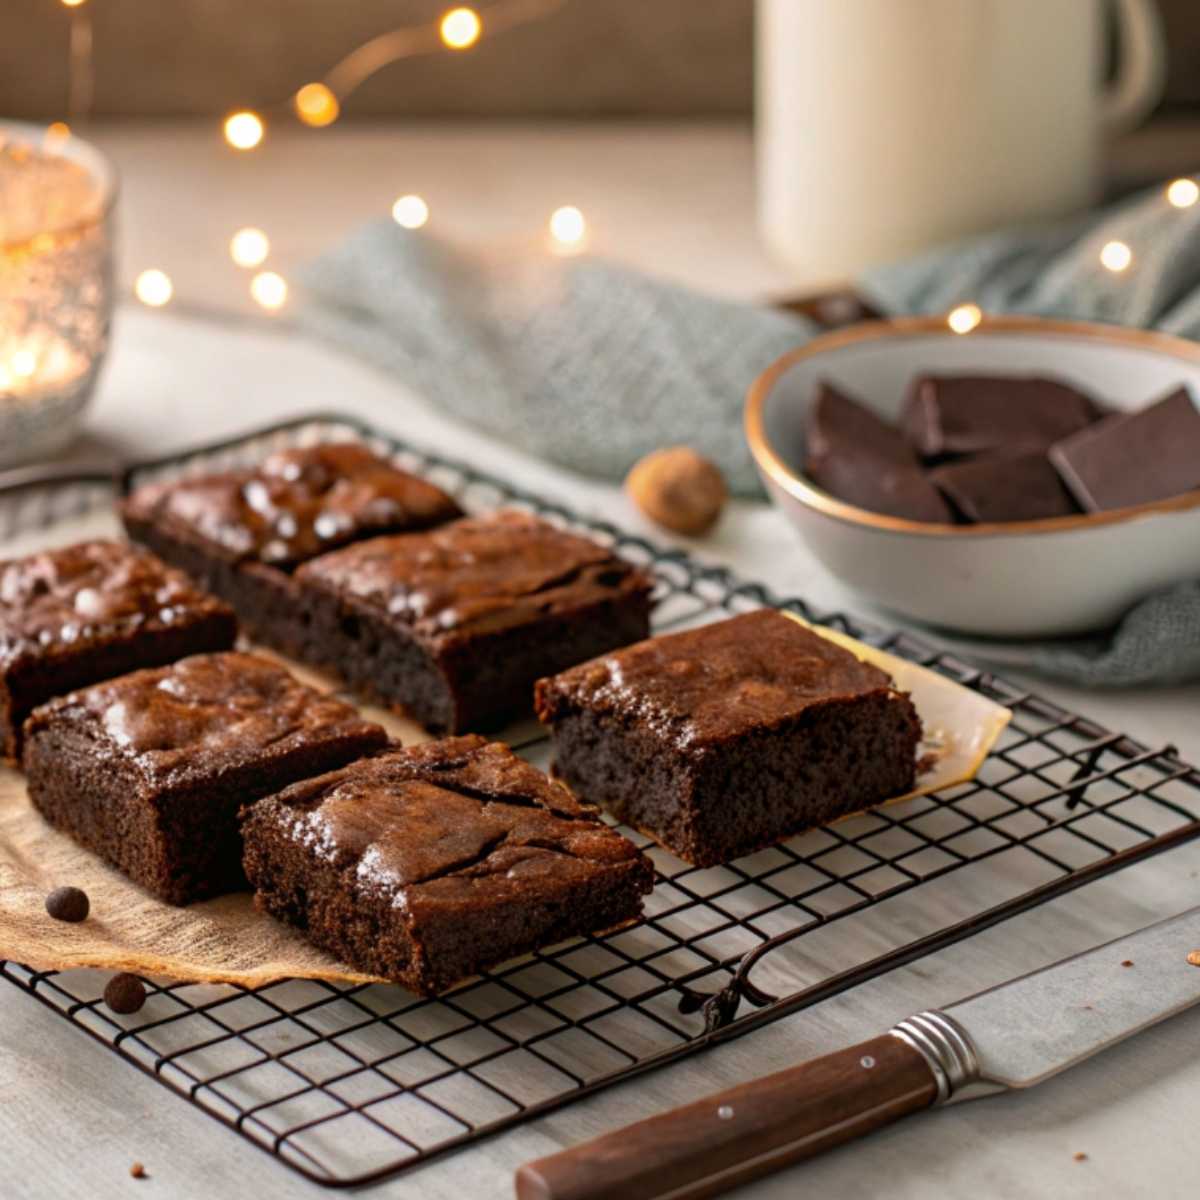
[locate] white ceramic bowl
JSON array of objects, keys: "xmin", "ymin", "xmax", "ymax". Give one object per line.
[{"xmin": 745, "ymin": 316, "xmax": 1200, "ymax": 638}]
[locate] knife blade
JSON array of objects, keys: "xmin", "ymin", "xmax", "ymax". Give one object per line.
[{"xmin": 515, "ymin": 907, "xmax": 1200, "ymax": 1200}]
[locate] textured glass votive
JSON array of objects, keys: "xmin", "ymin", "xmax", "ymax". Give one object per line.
[{"xmin": 0, "ymin": 122, "xmax": 116, "ymax": 468}]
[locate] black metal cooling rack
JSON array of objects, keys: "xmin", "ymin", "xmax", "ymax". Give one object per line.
[{"xmin": 3, "ymin": 413, "xmax": 1200, "ymax": 1188}]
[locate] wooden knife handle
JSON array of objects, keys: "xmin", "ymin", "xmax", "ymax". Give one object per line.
[{"xmin": 514, "ymin": 1034, "xmax": 937, "ymax": 1200}]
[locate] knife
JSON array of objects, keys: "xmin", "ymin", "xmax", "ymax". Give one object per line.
[{"xmin": 515, "ymin": 907, "xmax": 1200, "ymax": 1200}]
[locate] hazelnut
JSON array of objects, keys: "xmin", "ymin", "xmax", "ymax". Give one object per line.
[{"xmin": 625, "ymin": 447, "xmax": 726, "ymax": 536}]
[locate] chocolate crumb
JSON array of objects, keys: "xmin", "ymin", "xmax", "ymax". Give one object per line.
[
  {"xmin": 1187, "ymin": 951, "xmax": 1200, "ymax": 967},
  {"xmin": 130, "ymin": 1163, "xmax": 146, "ymax": 1179},
  {"xmin": 45, "ymin": 886, "xmax": 89, "ymax": 923},
  {"xmin": 104, "ymin": 973, "xmax": 146, "ymax": 1015},
  {"xmin": 1121, "ymin": 960, "xmax": 1134, "ymax": 968},
  {"xmin": 1074, "ymin": 1152, "xmax": 1088, "ymax": 1163}
]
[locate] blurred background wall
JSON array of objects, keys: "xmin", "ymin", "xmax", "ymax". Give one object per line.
[{"xmin": 1, "ymin": 0, "xmax": 1198, "ymax": 120}]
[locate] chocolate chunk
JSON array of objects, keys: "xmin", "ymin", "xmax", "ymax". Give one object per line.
[
  {"xmin": 44, "ymin": 885, "xmax": 90, "ymax": 923},
  {"xmin": 130, "ymin": 1163, "xmax": 147, "ymax": 1180},
  {"xmin": 929, "ymin": 452, "xmax": 1080, "ymax": 523},
  {"xmin": 904, "ymin": 375, "xmax": 1099, "ymax": 458},
  {"xmin": 804, "ymin": 382, "xmax": 953, "ymax": 522},
  {"xmin": 1049, "ymin": 386, "xmax": 1200, "ymax": 511},
  {"xmin": 104, "ymin": 973, "xmax": 147, "ymax": 1015}
]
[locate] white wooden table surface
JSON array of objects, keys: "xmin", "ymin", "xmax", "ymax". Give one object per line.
[{"xmin": 3, "ymin": 122, "xmax": 1200, "ymax": 1200}]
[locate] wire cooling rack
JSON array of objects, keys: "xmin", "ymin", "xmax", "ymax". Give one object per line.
[{"xmin": 3, "ymin": 414, "xmax": 1200, "ymax": 1188}]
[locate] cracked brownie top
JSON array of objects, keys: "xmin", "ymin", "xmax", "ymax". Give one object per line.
[
  {"xmin": 248, "ymin": 735, "xmax": 652, "ymax": 906},
  {"xmin": 295, "ymin": 511, "xmax": 654, "ymax": 643},
  {"xmin": 0, "ymin": 539, "xmax": 233, "ymax": 670},
  {"xmin": 25, "ymin": 650, "xmax": 386, "ymax": 788},
  {"xmin": 121, "ymin": 442, "xmax": 463, "ymax": 568}
]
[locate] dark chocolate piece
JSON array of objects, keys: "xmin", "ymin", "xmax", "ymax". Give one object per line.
[
  {"xmin": 0, "ymin": 540, "xmax": 236, "ymax": 763},
  {"xmin": 293, "ymin": 511, "xmax": 655, "ymax": 733},
  {"xmin": 929, "ymin": 452, "xmax": 1080, "ymax": 523},
  {"xmin": 104, "ymin": 973, "xmax": 146, "ymax": 1014},
  {"xmin": 803, "ymin": 381, "xmax": 953, "ymax": 522},
  {"xmin": 120, "ymin": 442, "xmax": 463, "ymax": 657},
  {"xmin": 904, "ymin": 375, "xmax": 1099, "ymax": 458},
  {"xmin": 1049, "ymin": 386, "xmax": 1200, "ymax": 511},
  {"xmin": 241, "ymin": 735, "xmax": 655, "ymax": 995},
  {"xmin": 23, "ymin": 651, "xmax": 387, "ymax": 905},
  {"xmin": 45, "ymin": 885, "xmax": 90, "ymax": 922},
  {"xmin": 536, "ymin": 610, "xmax": 923, "ymax": 867}
]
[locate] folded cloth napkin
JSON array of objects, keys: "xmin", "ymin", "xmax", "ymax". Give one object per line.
[{"xmin": 300, "ymin": 177, "xmax": 1200, "ymax": 686}]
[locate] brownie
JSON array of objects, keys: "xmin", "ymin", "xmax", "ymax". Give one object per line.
[
  {"xmin": 1049, "ymin": 386, "xmax": 1200, "ymax": 511},
  {"xmin": 293, "ymin": 511, "xmax": 655, "ymax": 733},
  {"xmin": 120, "ymin": 442, "xmax": 463, "ymax": 656},
  {"xmin": 535, "ymin": 610, "xmax": 922, "ymax": 867},
  {"xmin": 23, "ymin": 651, "xmax": 387, "ymax": 904},
  {"xmin": 929, "ymin": 452, "xmax": 1080, "ymax": 523},
  {"xmin": 241, "ymin": 735, "xmax": 655, "ymax": 994},
  {"xmin": 0, "ymin": 539, "xmax": 236, "ymax": 763},
  {"xmin": 803, "ymin": 381, "xmax": 953, "ymax": 522},
  {"xmin": 903, "ymin": 375, "xmax": 1099, "ymax": 459}
]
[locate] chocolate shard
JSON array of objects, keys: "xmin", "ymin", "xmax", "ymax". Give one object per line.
[
  {"xmin": 929, "ymin": 452, "xmax": 1081, "ymax": 523},
  {"xmin": 904, "ymin": 375, "xmax": 1100, "ymax": 459},
  {"xmin": 804, "ymin": 381, "xmax": 953, "ymax": 523},
  {"xmin": 1049, "ymin": 386, "xmax": 1200, "ymax": 512}
]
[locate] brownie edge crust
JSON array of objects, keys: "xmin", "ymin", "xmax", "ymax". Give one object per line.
[
  {"xmin": 536, "ymin": 610, "xmax": 923, "ymax": 867},
  {"xmin": 23, "ymin": 652, "xmax": 387, "ymax": 904},
  {"xmin": 241, "ymin": 736, "xmax": 655, "ymax": 994}
]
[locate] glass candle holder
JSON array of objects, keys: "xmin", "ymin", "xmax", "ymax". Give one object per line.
[{"xmin": 0, "ymin": 121, "xmax": 116, "ymax": 469}]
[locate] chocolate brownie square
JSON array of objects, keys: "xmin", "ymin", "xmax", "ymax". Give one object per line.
[
  {"xmin": 0, "ymin": 539, "xmax": 236, "ymax": 763},
  {"xmin": 535, "ymin": 610, "xmax": 922, "ymax": 867},
  {"xmin": 23, "ymin": 651, "xmax": 387, "ymax": 904},
  {"xmin": 241, "ymin": 735, "xmax": 655, "ymax": 994},
  {"xmin": 120, "ymin": 442, "xmax": 463, "ymax": 657},
  {"xmin": 293, "ymin": 511, "xmax": 655, "ymax": 733}
]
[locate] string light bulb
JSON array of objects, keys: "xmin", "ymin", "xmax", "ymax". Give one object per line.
[
  {"xmin": 1167, "ymin": 178, "xmax": 1199, "ymax": 209},
  {"xmin": 440, "ymin": 7, "xmax": 482, "ymax": 50},
  {"xmin": 251, "ymin": 271, "xmax": 288, "ymax": 310},
  {"xmin": 223, "ymin": 110, "xmax": 264, "ymax": 151},
  {"xmin": 135, "ymin": 269, "xmax": 174, "ymax": 308},
  {"xmin": 10, "ymin": 350, "xmax": 37, "ymax": 378},
  {"xmin": 294, "ymin": 83, "xmax": 340, "ymax": 128},
  {"xmin": 1100, "ymin": 240, "xmax": 1132, "ymax": 273},
  {"xmin": 230, "ymin": 228, "xmax": 270, "ymax": 268},
  {"xmin": 392, "ymin": 194, "xmax": 430, "ymax": 229},
  {"xmin": 61, "ymin": 0, "xmax": 87, "ymax": 7},
  {"xmin": 549, "ymin": 205, "xmax": 587, "ymax": 252},
  {"xmin": 947, "ymin": 303, "xmax": 983, "ymax": 334}
]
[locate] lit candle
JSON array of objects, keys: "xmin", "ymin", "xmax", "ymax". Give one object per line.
[{"xmin": 0, "ymin": 123, "xmax": 114, "ymax": 465}]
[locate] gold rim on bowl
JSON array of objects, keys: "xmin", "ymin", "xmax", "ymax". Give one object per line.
[{"xmin": 744, "ymin": 314, "xmax": 1200, "ymax": 538}]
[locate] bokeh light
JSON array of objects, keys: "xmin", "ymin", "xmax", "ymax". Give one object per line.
[
  {"xmin": 392, "ymin": 194, "xmax": 430, "ymax": 229},
  {"xmin": 294, "ymin": 83, "xmax": 340, "ymax": 128},
  {"xmin": 440, "ymin": 7, "xmax": 482, "ymax": 50},
  {"xmin": 1100, "ymin": 240, "xmax": 1132, "ymax": 273},
  {"xmin": 230, "ymin": 227, "xmax": 270, "ymax": 268},
  {"xmin": 946, "ymin": 303, "xmax": 983, "ymax": 334},
  {"xmin": 135, "ymin": 269, "xmax": 174, "ymax": 307},
  {"xmin": 549, "ymin": 205, "xmax": 587, "ymax": 250},
  {"xmin": 251, "ymin": 271, "xmax": 288, "ymax": 310},
  {"xmin": 224, "ymin": 111, "xmax": 264, "ymax": 151},
  {"xmin": 1167, "ymin": 178, "xmax": 1199, "ymax": 209}
]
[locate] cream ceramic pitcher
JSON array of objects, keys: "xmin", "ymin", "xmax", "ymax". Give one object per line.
[{"xmin": 757, "ymin": 0, "xmax": 1166, "ymax": 286}]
